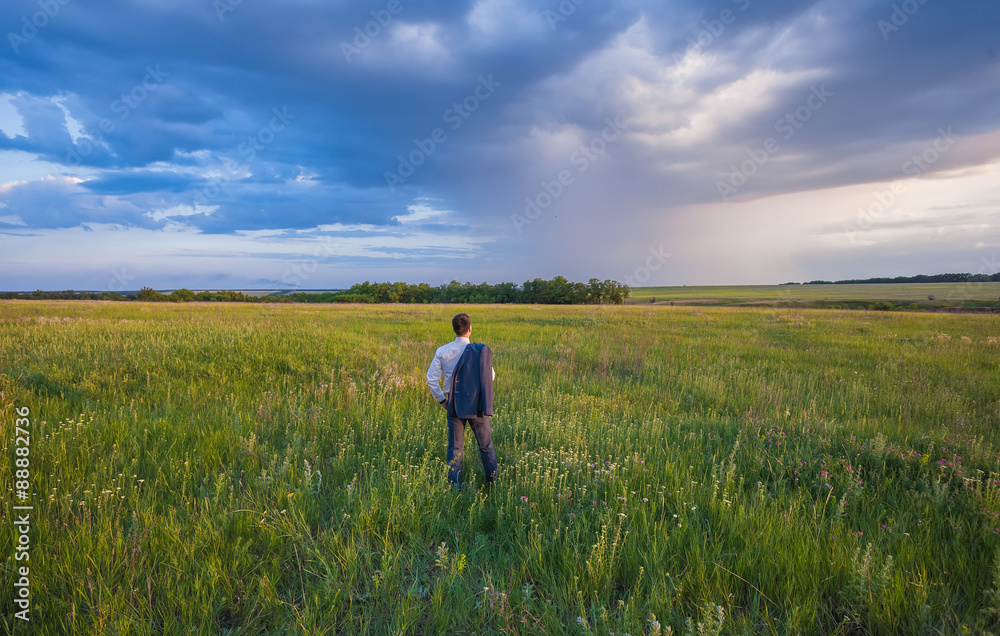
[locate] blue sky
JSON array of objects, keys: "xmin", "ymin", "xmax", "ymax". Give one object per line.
[{"xmin": 1, "ymin": 0, "xmax": 998, "ymax": 290}]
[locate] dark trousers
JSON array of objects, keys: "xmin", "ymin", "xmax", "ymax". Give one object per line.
[{"xmin": 446, "ymin": 402, "xmax": 497, "ymax": 486}]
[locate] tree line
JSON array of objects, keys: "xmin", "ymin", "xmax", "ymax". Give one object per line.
[
  {"xmin": 786, "ymin": 273, "xmax": 1000, "ymax": 285},
  {"xmin": 0, "ymin": 277, "xmax": 629, "ymax": 305},
  {"xmin": 0, "ymin": 289, "xmax": 260, "ymax": 303}
]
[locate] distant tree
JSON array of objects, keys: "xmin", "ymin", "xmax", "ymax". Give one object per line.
[
  {"xmin": 493, "ymin": 282, "xmax": 519, "ymax": 303},
  {"xmin": 138, "ymin": 287, "xmax": 167, "ymax": 302},
  {"xmin": 603, "ymin": 280, "xmax": 628, "ymax": 304},
  {"xmin": 587, "ymin": 278, "xmax": 603, "ymax": 303}
]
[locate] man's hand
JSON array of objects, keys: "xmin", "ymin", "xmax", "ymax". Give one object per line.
[{"xmin": 439, "ymin": 398, "xmax": 447, "ymax": 410}]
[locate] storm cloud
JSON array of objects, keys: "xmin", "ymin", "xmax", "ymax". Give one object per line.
[{"xmin": 1, "ymin": 0, "xmax": 998, "ymax": 289}]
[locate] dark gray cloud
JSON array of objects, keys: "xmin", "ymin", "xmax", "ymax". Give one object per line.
[{"xmin": 81, "ymin": 170, "xmax": 206, "ymax": 195}]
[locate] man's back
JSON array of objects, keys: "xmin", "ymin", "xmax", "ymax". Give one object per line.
[
  {"xmin": 426, "ymin": 336, "xmax": 495, "ymax": 404},
  {"xmin": 450, "ymin": 343, "xmax": 493, "ymax": 418},
  {"xmin": 426, "ymin": 335, "xmax": 472, "ymax": 404}
]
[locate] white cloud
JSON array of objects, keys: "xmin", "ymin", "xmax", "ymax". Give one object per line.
[
  {"xmin": 371, "ymin": 21, "xmax": 455, "ymax": 73},
  {"xmin": 395, "ymin": 202, "xmax": 450, "ymax": 224},
  {"xmin": 0, "ymin": 150, "xmax": 99, "ymax": 184},
  {"xmin": 294, "ymin": 167, "xmax": 319, "ymax": 185},
  {"xmin": 235, "ymin": 229, "xmax": 288, "ymax": 238},
  {"xmin": 0, "ymin": 175, "xmax": 84, "ymax": 193},
  {"xmin": 0, "ymin": 93, "xmax": 27, "ymax": 138},
  {"xmin": 145, "ymin": 203, "xmax": 218, "ymax": 222},
  {"xmin": 0, "ymin": 215, "xmax": 498, "ymax": 291},
  {"xmin": 51, "ymin": 95, "xmax": 86, "ymax": 143},
  {"xmin": 466, "ymin": 0, "xmax": 545, "ymax": 45}
]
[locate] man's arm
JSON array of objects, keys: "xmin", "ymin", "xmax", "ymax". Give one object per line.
[{"xmin": 426, "ymin": 352, "xmax": 446, "ymax": 404}]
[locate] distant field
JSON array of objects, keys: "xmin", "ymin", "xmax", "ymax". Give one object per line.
[
  {"xmin": 1, "ymin": 301, "xmax": 998, "ymax": 634},
  {"xmin": 628, "ymin": 282, "xmax": 1000, "ymax": 309}
]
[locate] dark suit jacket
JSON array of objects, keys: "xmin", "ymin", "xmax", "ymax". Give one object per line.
[{"xmin": 448, "ymin": 343, "xmax": 493, "ymax": 419}]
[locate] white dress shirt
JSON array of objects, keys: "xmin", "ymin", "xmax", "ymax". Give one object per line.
[{"xmin": 426, "ymin": 336, "xmax": 495, "ymax": 403}]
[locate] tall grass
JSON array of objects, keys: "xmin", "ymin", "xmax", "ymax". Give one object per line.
[{"xmin": 1, "ymin": 301, "xmax": 998, "ymax": 633}]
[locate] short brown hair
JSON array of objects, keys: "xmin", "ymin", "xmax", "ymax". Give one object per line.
[{"xmin": 452, "ymin": 313, "xmax": 471, "ymax": 336}]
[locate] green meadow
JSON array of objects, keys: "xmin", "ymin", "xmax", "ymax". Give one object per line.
[{"xmin": 1, "ymin": 301, "xmax": 999, "ymax": 634}]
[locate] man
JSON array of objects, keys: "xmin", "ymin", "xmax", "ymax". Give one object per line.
[{"xmin": 426, "ymin": 313, "xmax": 497, "ymax": 490}]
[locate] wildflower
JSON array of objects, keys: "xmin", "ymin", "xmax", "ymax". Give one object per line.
[{"xmin": 647, "ymin": 613, "xmax": 662, "ymax": 635}]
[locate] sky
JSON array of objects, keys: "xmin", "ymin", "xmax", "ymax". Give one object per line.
[{"xmin": 0, "ymin": 0, "xmax": 998, "ymax": 290}]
